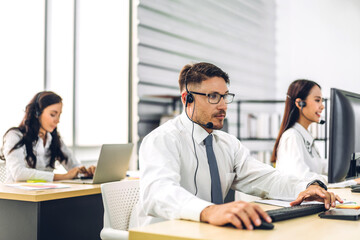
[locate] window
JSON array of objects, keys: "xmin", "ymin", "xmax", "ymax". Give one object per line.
[{"xmin": 0, "ymin": 0, "xmax": 131, "ymax": 164}]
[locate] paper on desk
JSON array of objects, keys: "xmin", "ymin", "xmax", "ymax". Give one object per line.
[
  {"xmin": 6, "ymin": 182, "xmax": 70, "ymax": 190},
  {"xmin": 328, "ymin": 180, "xmax": 357, "ymax": 188}
]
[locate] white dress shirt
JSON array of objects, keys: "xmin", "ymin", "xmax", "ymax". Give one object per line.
[
  {"xmin": 276, "ymin": 123, "xmax": 357, "ymax": 187},
  {"xmin": 3, "ymin": 129, "xmax": 80, "ymax": 183},
  {"xmin": 130, "ymin": 112, "xmax": 308, "ymax": 228},
  {"xmin": 276, "ymin": 122, "xmax": 328, "ymax": 183}
]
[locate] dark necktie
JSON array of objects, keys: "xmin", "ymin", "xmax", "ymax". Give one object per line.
[{"xmin": 204, "ymin": 134, "xmax": 223, "ymax": 204}]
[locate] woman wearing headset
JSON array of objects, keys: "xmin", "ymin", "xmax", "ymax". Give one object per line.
[
  {"xmin": 271, "ymin": 79, "xmax": 359, "ymax": 186},
  {"xmin": 0, "ymin": 91, "xmax": 95, "ymax": 183}
]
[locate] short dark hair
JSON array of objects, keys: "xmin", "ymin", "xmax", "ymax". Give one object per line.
[{"xmin": 178, "ymin": 62, "xmax": 230, "ymax": 92}]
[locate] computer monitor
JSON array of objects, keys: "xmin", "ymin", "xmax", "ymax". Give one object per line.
[{"xmin": 328, "ymin": 88, "xmax": 360, "ymax": 183}]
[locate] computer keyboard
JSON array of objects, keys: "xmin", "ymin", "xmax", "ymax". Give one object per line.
[{"xmin": 266, "ymin": 204, "xmax": 326, "ymax": 222}]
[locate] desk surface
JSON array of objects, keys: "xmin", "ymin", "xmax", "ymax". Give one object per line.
[
  {"xmin": 0, "ymin": 183, "xmax": 101, "ymax": 202},
  {"xmin": 129, "ymin": 188, "xmax": 360, "ymax": 240}
]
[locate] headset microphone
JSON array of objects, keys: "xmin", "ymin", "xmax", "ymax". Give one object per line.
[
  {"xmin": 189, "ymin": 117, "xmax": 213, "ymax": 129},
  {"xmin": 319, "ymin": 120, "xmax": 326, "ymax": 125},
  {"xmin": 186, "ymin": 115, "xmax": 214, "ymax": 129},
  {"xmin": 205, "ymin": 122, "xmax": 214, "ymax": 128},
  {"xmin": 185, "ymin": 101, "xmax": 214, "ymax": 129}
]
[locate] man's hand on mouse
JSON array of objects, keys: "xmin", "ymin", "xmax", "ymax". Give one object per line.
[{"xmin": 200, "ymin": 201, "xmax": 272, "ymax": 230}]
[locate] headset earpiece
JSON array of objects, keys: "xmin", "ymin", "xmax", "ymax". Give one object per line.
[
  {"xmin": 184, "ymin": 66, "xmax": 194, "ymax": 107},
  {"xmin": 186, "ymin": 93, "xmax": 194, "ymax": 104},
  {"xmin": 35, "ymin": 93, "xmax": 42, "ymax": 118},
  {"xmin": 299, "ymin": 101, "xmax": 306, "ymax": 107}
]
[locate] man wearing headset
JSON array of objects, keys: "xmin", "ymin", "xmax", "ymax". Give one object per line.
[{"xmin": 132, "ymin": 62, "xmax": 341, "ymax": 230}]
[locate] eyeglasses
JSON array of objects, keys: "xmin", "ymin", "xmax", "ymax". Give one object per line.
[{"xmin": 189, "ymin": 91, "xmax": 235, "ymax": 104}]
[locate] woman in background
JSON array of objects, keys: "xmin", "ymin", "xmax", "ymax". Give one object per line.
[
  {"xmin": 272, "ymin": 79, "xmax": 359, "ymax": 186},
  {"xmin": 0, "ymin": 91, "xmax": 95, "ymax": 183}
]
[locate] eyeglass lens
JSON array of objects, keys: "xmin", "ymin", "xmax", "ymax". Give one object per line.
[{"xmin": 208, "ymin": 93, "xmax": 233, "ymax": 104}]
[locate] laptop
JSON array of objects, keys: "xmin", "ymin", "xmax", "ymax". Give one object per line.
[{"xmin": 61, "ymin": 143, "xmax": 133, "ymax": 184}]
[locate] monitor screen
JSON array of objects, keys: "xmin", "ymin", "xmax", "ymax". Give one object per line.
[{"xmin": 328, "ymin": 88, "xmax": 360, "ymax": 183}]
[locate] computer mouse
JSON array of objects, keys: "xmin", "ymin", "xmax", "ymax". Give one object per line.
[
  {"xmin": 225, "ymin": 220, "xmax": 274, "ymax": 230},
  {"xmin": 351, "ymin": 187, "xmax": 360, "ymax": 193},
  {"xmin": 253, "ymin": 221, "xmax": 274, "ymax": 230}
]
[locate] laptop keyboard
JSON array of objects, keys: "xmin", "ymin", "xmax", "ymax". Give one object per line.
[{"xmin": 79, "ymin": 176, "xmax": 93, "ymax": 180}]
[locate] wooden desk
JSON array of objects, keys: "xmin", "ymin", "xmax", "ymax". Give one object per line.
[
  {"xmin": 129, "ymin": 188, "xmax": 360, "ymax": 240},
  {"xmin": 0, "ymin": 183, "xmax": 103, "ymax": 240}
]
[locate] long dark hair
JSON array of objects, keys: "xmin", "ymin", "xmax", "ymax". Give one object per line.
[
  {"xmin": 0, "ymin": 91, "xmax": 68, "ymax": 168},
  {"xmin": 271, "ymin": 79, "xmax": 321, "ymax": 163}
]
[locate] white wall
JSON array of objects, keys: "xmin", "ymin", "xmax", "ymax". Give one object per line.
[
  {"xmin": 276, "ymin": 0, "xmax": 360, "ymax": 99},
  {"xmin": 136, "ymin": 0, "xmax": 277, "ymax": 140}
]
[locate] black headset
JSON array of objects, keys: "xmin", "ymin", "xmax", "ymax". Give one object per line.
[
  {"xmin": 35, "ymin": 92, "xmax": 42, "ymax": 118},
  {"xmin": 184, "ymin": 67, "xmax": 194, "ymax": 107},
  {"xmin": 299, "ymin": 100, "xmax": 306, "ymax": 108},
  {"xmin": 283, "ymin": 95, "xmax": 307, "ymax": 130},
  {"xmin": 184, "ymin": 66, "xmax": 200, "ymax": 195},
  {"xmin": 286, "ymin": 95, "xmax": 324, "ymax": 126},
  {"xmin": 298, "ymin": 100, "xmax": 325, "ymax": 124},
  {"xmin": 184, "ymin": 67, "xmax": 214, "ymax": 129}
]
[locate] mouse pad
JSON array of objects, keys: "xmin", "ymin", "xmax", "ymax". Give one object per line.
[{"xmin": 319, "ymin": 209, "xmax": 360, "ymax": 220}]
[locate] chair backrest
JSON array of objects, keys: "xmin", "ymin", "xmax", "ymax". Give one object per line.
[
  {"xmin": 0, "ymin": 160, "xmax": 6, "ymax": 183},
  {"xmin": 101, "ymin": 180, "xmax": 139, "ymax": 231}
]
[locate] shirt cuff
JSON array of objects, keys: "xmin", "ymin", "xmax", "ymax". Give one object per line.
[
  {"xmin": 179, "ymin": 197, "xmax": 213, "ymax": 222},
  {"xmin": 347, "ymin": 180, "xmax": 357, "ymax": 186},
  {"xmin": 36, "ymin": 171, "xmax": 55, "ymax": 182},
  {"xmin": 306, "ymin": 179, "xmax": 328, "ymax": 190}
]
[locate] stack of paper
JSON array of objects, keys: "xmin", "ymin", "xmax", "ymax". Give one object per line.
[{"xmin": 6, "ymin": 183, "xmax": 70, "ymax": 190}]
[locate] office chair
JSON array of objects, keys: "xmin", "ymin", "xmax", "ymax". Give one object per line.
[
  {"xmin": 100, "ymin": 179, "xmax": 139, "ymax": 240},
  {"xmin": 0, "ymin": 160, "xmax": 6, "ymax": 183}
]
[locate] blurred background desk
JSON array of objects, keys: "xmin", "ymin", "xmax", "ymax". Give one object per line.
[
  {"xmin": 0, "ymin": 183, "xmax": 103, "ymax": 240},
  {"xmin": 129, "ymin": 188, "xmax": 360, "ymax": 240}
]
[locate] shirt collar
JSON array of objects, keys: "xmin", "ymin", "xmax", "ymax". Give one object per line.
[
  {"xmin": 180, "ymin": 111, "xmax": 216, "ymax": 145},
  {"xmin": 292, "ymin": 122, "xmax": 314, "ymax": 146},
  {"xmin": 38, "ymin": 132, "xmax": 53, "ymax": 148},
  {"xmin": 46, "ymin": 132, "xmax": 53, "ymax": 147}
]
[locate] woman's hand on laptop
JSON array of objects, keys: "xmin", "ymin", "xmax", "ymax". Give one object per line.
[
  {"xmin": 54, "ymin": 167, "xmax": 81, "ymax": 181},
  {"xmin": 79, "ymin": 165, "xmax": 96, "ymax": 177}
]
